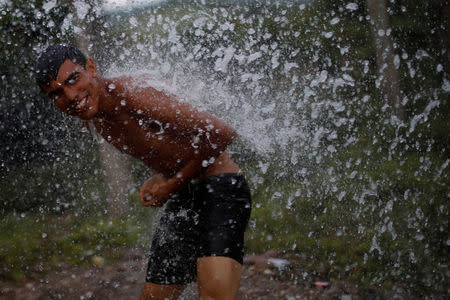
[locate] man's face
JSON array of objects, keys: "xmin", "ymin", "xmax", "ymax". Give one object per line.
[{"xmin": 41, "ymin": 59, "xmax": 100, "ymax": 120}]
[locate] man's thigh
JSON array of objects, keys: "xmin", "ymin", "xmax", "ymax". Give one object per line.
[
  {"xmin": 146, "ymin": 191, "xmax": 199, "ymax": 285},
  {"xmin": 197, "ymin": 256, "xmax": 243, "ymax": 300}
]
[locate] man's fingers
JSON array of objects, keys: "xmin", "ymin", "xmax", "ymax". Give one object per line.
[
  {"xmin": 140, "ymin": 194, "xmax": 154, "ymax": 207},
  {"xmin": 139, "ymin": 180, "xmax": 169, "ymax": 207},
  {"xmin": 139, "ymin": 186, "xmax": 151, "ymax": 205}
]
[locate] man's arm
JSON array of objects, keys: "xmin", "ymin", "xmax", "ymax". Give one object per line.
[
  {"xmin": 140, "ymin": 159, "xmax": 205, "ymax": 207},
  {"xmin": 132, "ymin": 85, "xmax": 237, "ymax": 148}
]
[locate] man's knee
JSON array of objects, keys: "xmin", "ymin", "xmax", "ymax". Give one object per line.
[
  {"xmin": 140, "ymin": 282, "xmax": 184, "ymax": 300},
  {"xmin": 198, "ymin": 278, "xmax": 239, "ymax": 300},
  {"xmin": 197, "ymin": 257, "xmax": 243, "ymax": 300}
]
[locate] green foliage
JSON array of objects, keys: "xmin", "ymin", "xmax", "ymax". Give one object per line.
[
  {"xmin": 0, "ymin": 0, "xmax": 94, "ymax": 212},
  {"xmin": 0, "ymin": 211, "xmax": 154, "ymax": 281},
  {"xmin": 244, "ymin": 132, "xmax": 449, "ymax": 294},
  {"xmin": 0, "ymin": 133, "xmax": 105, "ymax": 213}
]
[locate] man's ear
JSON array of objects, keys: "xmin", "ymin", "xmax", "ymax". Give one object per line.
[{"xmin": 86, "ymin": 58, "xmax": 98, "ymax": 78}]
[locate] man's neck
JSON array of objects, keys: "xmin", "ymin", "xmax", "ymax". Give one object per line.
[{"xmin": 96, "ymin": 77, "xmax": 119, "ymax": 119}]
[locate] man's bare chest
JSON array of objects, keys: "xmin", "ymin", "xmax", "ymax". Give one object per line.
[{"xmin": 92, "ymin": 114, "xmax": 191, "ymax": 162}]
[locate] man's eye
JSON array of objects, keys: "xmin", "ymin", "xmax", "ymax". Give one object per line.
[
  {"xmin": 52, "ymin": 95, "xmax": 60, "ymax": 101},
  {"xmin": 68, "ymin": 75, "xmax": 79, "ymax": 84}
]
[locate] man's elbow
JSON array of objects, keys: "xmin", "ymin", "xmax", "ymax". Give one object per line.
[
  {"xmin": 220, "ymin": 124, "xmax": 237, "ymax": 146},
  {"xmin": 226, "ymin": 126, "xmax": 237, "ymax": 142},
  {"xmin": 205, "ymin": 125, "xmax": 236, "ymax": 153}
]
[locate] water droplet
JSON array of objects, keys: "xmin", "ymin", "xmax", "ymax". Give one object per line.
[{"xmin": 345, "ymin": 3, "xmax": 358, "ymax": 11}]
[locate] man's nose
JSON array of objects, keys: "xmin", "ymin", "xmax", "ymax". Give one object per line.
[{"xmin": 63, "ymin": 87, "xmax": 78, "ymax": 100}]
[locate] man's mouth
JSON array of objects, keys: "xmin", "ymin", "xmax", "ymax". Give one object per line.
[
  {"xmin": 70, "ymin": 95, "xmax": 89, "ymax": 114},
  {"xmin": 76, "ymin": 96, "xmax": 88, "ymax": 110}
]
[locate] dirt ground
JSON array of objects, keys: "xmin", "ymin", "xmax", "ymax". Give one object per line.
[{"xmin": 0, "ymin": 250, "xmax": 419, "ymax": 300}]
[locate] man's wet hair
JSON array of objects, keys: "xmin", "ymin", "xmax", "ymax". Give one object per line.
[{"xmin": 35, "ymin": 44, "xmax": 87, "ymax": 87}]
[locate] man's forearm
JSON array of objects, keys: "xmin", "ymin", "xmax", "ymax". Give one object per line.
[
  {"xmin": 166, "ymin": 158, "xmax": 204, "ymax": 188},
  {"xmin": 166, "ymin": 119, "xmax": 236, "ymax": 191},
  {"xmin": 166, "ymin": 145, "xmax": 228, "ymax": 191}
]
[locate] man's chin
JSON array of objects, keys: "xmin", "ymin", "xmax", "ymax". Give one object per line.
[
  {"xmin": 77, "ymin": 108, "xmax": 98, "ymax": 120},
  {"xmin": 78, "ymin": 115, "xmax": 94, "ymax": 120}
]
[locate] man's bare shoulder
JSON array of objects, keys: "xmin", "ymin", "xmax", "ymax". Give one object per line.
[
  {"xmin": 109, "ymin": 72, "xmax": 173, "ymax": 96},
  {"xmin": 104, "ymin": 73, "xmax": 189, "ymax": 122}
]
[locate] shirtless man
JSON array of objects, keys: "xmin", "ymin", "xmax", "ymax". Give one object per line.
[{"xmin": 35, "ymin": 44, "xmax": 252, "ymax": 300}]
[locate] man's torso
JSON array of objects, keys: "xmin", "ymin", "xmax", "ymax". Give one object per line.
[{"xmin": 90, "ymin": 78, "xmax": 240, "ymax": 178}]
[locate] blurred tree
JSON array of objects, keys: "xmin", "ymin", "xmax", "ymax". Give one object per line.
[
  {"xmin": 0, "ymin": 0, "xmax": 93, "ymax": 212},
  {"xmin": 0, "ymin": 0, "xmax": 70, "ymax": 169},
  {"xmin": 367, "ymin": 0, "xmax": 404, "ymax": 122},
  {"xmin": 71, "ymin": 0, "xmax": 133, "ymax": 217}
]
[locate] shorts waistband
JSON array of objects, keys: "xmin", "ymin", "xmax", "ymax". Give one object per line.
[
  {"xmin": 191, "ymin": 172, "xmax": 245, "ymax": 186},
  {"xmin": 170, "ymin": 173, "xmax": 248, "ymax": 206}
]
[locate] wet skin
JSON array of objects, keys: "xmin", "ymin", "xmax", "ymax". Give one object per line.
[{"xmin": 42, "ymin": 58, "xmax": 241, "ymax": 206}]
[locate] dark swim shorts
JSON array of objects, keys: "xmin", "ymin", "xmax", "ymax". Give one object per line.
[{"xmin": 145, "ymin": 173, "xmax": 252, "ymax": 285}]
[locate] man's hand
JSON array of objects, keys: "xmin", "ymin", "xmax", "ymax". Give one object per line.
[{"xmin": 140, "ymin": 174, "xmax": 175, "ymax": 207}]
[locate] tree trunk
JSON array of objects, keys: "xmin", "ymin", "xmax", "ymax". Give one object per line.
[
  {"xmin": 436, "ymin": 1, "xmax": 450, "ymax": 77},
  {"xmin": 96, "ymin": 141, "xmax": 133, "ymax": 216},
  {"xmin": 367, "ymin": 0, "xmax": 405, "ymax": 122},
  {"xmin": 73, "ymin": 0, "xmax": 132, "ymax": 217}
]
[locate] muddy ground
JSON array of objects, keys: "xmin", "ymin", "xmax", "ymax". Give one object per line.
[{"xmin": 0, "ymin": 250, "xmax": 423, "ymax": 300}]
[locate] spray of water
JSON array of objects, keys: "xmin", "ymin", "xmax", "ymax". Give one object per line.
[{"xmin": 93, "ymin": 3, "xmax": 449, "ymax": 292}]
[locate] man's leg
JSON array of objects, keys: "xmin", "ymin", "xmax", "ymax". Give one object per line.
[
  {"xmin": 197, "ymin": 256, "xmax": 243, "ymax": 300},
  {"xmin": 143, "ymin": 187, "xmax": 198, "ymax": 300},
  {"xmin": 140, "ymin": 282, "xmax": 184, "ymax": 300}
]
